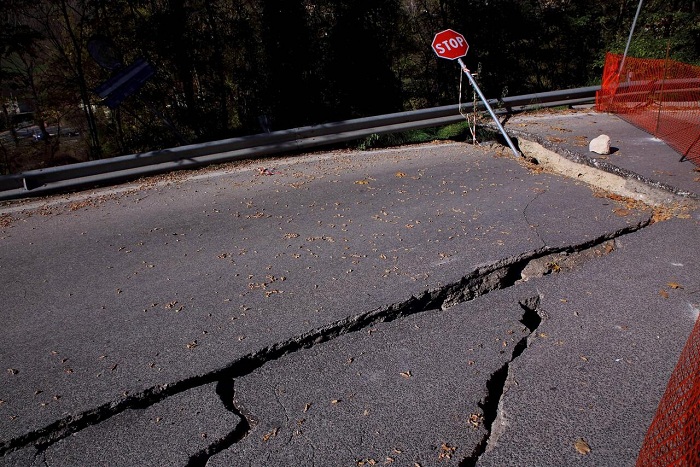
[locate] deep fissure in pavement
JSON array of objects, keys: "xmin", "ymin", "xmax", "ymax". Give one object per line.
[
  {"xmin": 174, "ymin": 229, "xmax": 639, "ymax": 465},
  {"xmin": 185, "ymin": 381, "xmax": 251, "ymax": 467},
  {"xmin": 0, "ymin": 222, "xmax": 648, "ymax": 460},
  {"xmin": 460, "ymin": 296, "xmax": 543, "ymax": 467}
]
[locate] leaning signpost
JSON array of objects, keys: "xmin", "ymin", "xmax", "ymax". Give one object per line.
[{"xmin": 432, "ymin": 29, "xmax": 520, "ymax": 157}]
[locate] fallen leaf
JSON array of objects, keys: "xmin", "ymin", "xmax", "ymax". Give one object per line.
[
  {"xmin": 546, "ymin": 136, "xmax": 566, "ymax": 143},
  {"xmin": 574, "ymin": 438, "xmax": 591, "ymax": 455},
  {"xmin": 355, "ymin": 180, "xmax": 369, "ymax": 185},
  {"xmin": 551, "ymin": 126, "xmax": 573, "ymax": 133},
  {"xmin": 438, "ymin": 443, "xmax": 456, "ymax": 460},
  {"xmin": 331, "ymin": 399, "xmax": 341, "ymax": 404},
  {"xmin": 395, "ymin": 172, "xmax": 406, "ymax": 178},
  {"xmin": 262, "ymin": 427, "xmax": 279, "ymax": 442},
  {"xmin": 400, "ymin": 371, "xmax": 412, "ymax": 379},
  {"xmin": 7, "ymin": 368, "xmax": 19, "ymax": 375},
  {"xmin": 667, "ymin": 282, "xmax": 683, "ymax": 289},
  {"xmin": 469, "ymin": 413, "xmax": 483, "ymax": 428},
  {"xmin": 659, "ymin": 290, "xmax": 669, "ymax": 299}
]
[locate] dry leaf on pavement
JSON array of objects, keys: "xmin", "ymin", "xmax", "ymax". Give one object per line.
[
  {"xmin": 438, "ymin": 443, "xmax": 456, "ymax": 460},
  {"xmin": 574, "ymin": 438, "xmax": 591, "ymax": 455},
  {"xmin": 262, "ymin": 427, "xmax": 279, "ymax": 442}
]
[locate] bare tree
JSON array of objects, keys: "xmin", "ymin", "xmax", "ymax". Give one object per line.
[{"xmin": 20, "ymin": 0, "xmax": 102, "ymax": 159}]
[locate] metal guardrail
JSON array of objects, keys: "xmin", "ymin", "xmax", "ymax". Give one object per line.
[{"xmin": 0, "ymin": 86, "xmax": 599, "ymax": 200}]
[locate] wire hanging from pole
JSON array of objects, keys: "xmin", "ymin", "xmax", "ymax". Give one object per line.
[{"xmin": 458, "ymin": 66, "xmax": 479, "ymax": 145}]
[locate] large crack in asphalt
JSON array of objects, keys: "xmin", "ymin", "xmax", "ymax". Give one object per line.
[
  {"xmin": 0, "ymin": 218, "xmax": 652, "ymax": 463},
  {"xmin": 185, "ymin": 381, "xmax": 251, "ymax": 467},
  {"xmin": 460, "ymin": 296, "xmax": 543, "ymax": 467}
]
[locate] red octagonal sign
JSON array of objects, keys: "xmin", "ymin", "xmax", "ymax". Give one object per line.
[{"xmin": 432, "ymin": 29, "xmax": 469, "ymax": 60}]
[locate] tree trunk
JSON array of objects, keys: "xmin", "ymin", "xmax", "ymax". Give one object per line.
[{"xmin": 59, "ymin": 0, "xmax": 101, "ymax": 159}]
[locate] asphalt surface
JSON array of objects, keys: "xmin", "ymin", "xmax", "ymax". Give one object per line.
[{"xmin": 0, "ymin": 110, "xmax": 698, "ymax": 466}]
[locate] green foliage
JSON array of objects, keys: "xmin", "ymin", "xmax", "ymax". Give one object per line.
[
  {"xmin": 357, "ymin": 121, "xmax": 473, "ymax": 150},
  {"xmin": 358, "ymin": 133, "xmax": 381, "ymax": 150},
  {"xmin": 435, "ymin": 122, "xmax": 471, "ymax": 140},
  {"xmin": 607, "ymin": 8, "xmax": 700, "ymax": 64}
]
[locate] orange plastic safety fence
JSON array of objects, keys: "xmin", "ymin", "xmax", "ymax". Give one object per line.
[
  {"xmin": 596, "ymin": 52, "xmax": 700, "ymax": 165},
  {"xmin": 635, "ymin": 316, "xmax": 700, "ymax": 467}
]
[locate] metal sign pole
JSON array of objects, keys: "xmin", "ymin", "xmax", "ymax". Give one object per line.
[
  {"xmin": 457, "ymin": 58, "xmax": 519, "ymax": 157},
  {"xmin": 619, "ymin": 0, "xmax": 644, "ymax": 77}
]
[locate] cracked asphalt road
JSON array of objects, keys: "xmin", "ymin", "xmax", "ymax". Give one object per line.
[{"xmin": 1, "ymin": 111, "xmax": 698, "ymax": 466}]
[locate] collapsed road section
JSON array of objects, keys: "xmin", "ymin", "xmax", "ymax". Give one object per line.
[
  {"xmin": 1, "ymin": 119, "xmax": 698, "ymax": 466},
  {"xmin": 2, "ymin": 233, "xmax": 637, "ymax": 461}
]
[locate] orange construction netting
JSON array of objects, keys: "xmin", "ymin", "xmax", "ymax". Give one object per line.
[
  {"xmin": 635, "ymin": 315, "xmax": 700, "ymax": 467},
  {"xmin": 596, "ymin": 52, "xmax": 700, "ymax": 165}
]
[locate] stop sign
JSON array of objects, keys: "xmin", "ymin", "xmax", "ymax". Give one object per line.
[{"xmin": 432, "ymin": 29, "xmax": 469, "ymax": 60}]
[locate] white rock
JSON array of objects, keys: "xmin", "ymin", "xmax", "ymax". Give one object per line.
[{"xmin": 589, "ymin": 134, "xmax": 611, "ymax": 155}]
